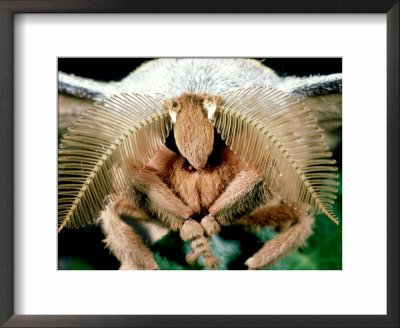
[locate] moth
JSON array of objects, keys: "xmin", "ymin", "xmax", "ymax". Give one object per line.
[{"xmin": 58, "ymin": 58, "xmax": 342, "ymax": 270}]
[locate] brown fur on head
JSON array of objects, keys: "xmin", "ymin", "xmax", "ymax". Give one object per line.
[{"xmin": 165, "ymin": 94, "xmax": 220, "ymax": 170}]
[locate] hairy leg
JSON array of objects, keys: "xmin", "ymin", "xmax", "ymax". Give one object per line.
[
  {"xmin": 112, "ymin": 196, "xmax": 220, "ymax": 269},
  {"xmin": 180, "ymin": 219, "xmax": 220, "ymax": 269},
  {"xmin": 98, "ymin": 204, "xmax": 158, "ymax": 270},
  {"xmin": 201, "ymin": 214, "xmax": 221, "ymax": 236},
  {"xmin": 113, "ymin": 157, "xmax": 193, "ymax": 228},
  {"xmin": 112, "ymin": 194, "xmax": 186, "ymax": 232},
  {"xmin": 234, "ymin": 204, "xmax": 314, "ymax": 269},
  {"xmin": 209, "ymin": 167, "xmax": 270, "ymax": 226}
]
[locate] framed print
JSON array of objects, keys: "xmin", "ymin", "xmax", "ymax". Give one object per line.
[{"xmin": 1, "ymin": 1, "xmax": 398, "ymax": 327}]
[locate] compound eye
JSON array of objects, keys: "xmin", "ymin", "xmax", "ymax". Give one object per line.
[
  {"xmin": 203, "ymin": 96, "xmax": 219, "ymax": 121},
  {"xmin": 165, "ymin": 99, "xmax": 180, "ymax": 124}
]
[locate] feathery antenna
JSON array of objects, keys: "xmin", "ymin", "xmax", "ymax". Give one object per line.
[{"xmin": 216, "ymin": 87, "xmax": 339, "ymax": 224}]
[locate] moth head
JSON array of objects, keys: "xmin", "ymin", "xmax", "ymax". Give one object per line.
[{"xmin": 165, "ymin": 94, "xmax": 220, "ymax": 170}]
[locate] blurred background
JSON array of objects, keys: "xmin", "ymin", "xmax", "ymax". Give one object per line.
[{"xmin": 58, "ymin": 58, "xmax": 342, "ymax": 270}]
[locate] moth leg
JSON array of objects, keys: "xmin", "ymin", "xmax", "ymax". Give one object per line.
[
  {"xmin": 120, "ymin": 163, "xmax": 193, "ymax": 231},
  {"xmin": 112, "ymin": 195, "xmax": 153, "ymax": 221},
  {"xmin": 209, "ymin": 167, "xmax": 268, "ymax": 227},
  {"xmin": 200, "ymin": 214, "xmax": 221, "ymax": 236},
  {"xmin": 234, "ymin": 204, "xmax": 314, "ymax": 269},
  {"xmin": 98, "ymin": 203, "xmax": 159, "ymax": 270},
  {"xmin": 180, "ymin": 219, "xmax": 220, "ymax": 269}
]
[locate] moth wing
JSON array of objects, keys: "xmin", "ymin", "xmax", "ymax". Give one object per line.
[
  {"xmin": 280, "ymin": 73, "xmax": 342, "ymax": 97},
  {"xmin": 280, "ymin": 73, "xmax": 342, "ymax": 150},
  {"xmin": 303, "ymin": 93, "xmax": 342, "ymax": 150},
  {"xmin": 59, "ymin": 93, "xmax": 94, "ymax": 133},
  {"xmin": 58, "ymin": 71, "xmax": 119, "ymax": 102}
]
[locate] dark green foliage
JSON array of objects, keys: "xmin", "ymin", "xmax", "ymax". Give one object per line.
[{"xmin": 58, "ymin": 256, "xmax": 95, "ymax": 270}]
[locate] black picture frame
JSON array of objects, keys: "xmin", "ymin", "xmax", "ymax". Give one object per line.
[{"xmin": 0, "ymin": 1, "xmax": 398, "ymax": 327}]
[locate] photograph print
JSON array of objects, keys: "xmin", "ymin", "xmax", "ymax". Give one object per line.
[{"xmin": 58, "ymin": 58, "xmax": 342, "ymax": 270}]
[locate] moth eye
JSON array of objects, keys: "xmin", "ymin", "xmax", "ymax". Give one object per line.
[
  {"xmin": 203, "ymin": 97, "xmax": 217, "ymax": 121},
  {"xmin": 165, "ymin": 99, "xmax": 180, "ymax": 124}
]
